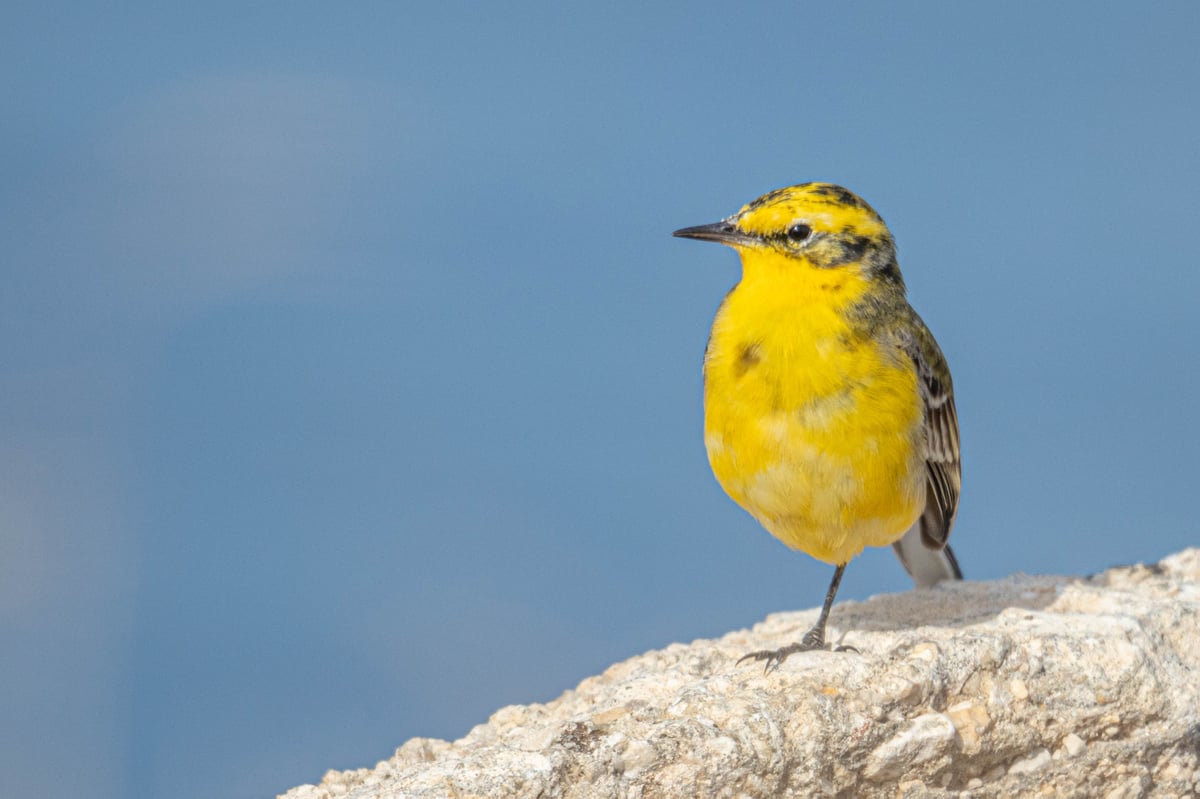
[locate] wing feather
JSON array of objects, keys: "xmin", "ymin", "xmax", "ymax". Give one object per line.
[{"xmin": 900, "ymin": 313, "xmax": 961, "ymax": 551}]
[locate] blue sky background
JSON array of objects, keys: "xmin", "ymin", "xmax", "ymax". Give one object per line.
[{"xmin": 4, "ymin": 3, "xmax": 1198, "ymax": 797}]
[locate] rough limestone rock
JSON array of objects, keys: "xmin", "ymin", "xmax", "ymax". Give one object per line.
[{"xmin": 282, "ymin": 550, "xmax": 1200, "ymax": 798}]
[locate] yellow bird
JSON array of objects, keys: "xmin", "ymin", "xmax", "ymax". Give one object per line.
[{"xmin": 674, "ymin": 183, "xmax": 961, "ymax": 669}]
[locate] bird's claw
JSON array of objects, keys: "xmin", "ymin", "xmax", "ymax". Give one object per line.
[{"xmin": 737, "ymin": 628, "xmax": 857, "ymax": 672}]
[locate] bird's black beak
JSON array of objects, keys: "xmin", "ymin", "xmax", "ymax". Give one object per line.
[{"xmin": 672, "ymin": 220, "xmax": 756, "ymax": 246}]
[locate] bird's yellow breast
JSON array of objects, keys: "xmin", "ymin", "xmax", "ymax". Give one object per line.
[{"xmin": 703, "ymin": 256, "xmax": 925, "ymax": 565}]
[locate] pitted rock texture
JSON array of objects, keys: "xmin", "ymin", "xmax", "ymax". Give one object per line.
[{"xmin": 281, "ymin": 550, "xmax": 1200, "ymax": 798}]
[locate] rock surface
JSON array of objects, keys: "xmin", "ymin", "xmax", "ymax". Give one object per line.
[{"xmin": 281, "ymin": 550, "xmax": 1200, "ymax": 798}]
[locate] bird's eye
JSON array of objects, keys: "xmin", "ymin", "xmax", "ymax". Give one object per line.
[{"xmin": 786, "ymin": 223, "xmax": 812, "ymax": 243}]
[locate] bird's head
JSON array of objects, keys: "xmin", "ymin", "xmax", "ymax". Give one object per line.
[{"xmin": 673, "ymin": 183, "xmax": 901, "ymax": 283}]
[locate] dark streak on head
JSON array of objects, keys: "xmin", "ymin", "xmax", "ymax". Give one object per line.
[
  {"xmin": 822, "ymin": 234, "xmax": 873, "ymax": 267},
  {"xmin": 802, "ymin": 231, "xmax": 896, "ymax": 271},
  {"xmin": 809, "ymin": 184, "xmax": 867, "ymax": 210},
  {"xmin": 744, "ymin": 186, "xmax": 805, "ymax": 212}
]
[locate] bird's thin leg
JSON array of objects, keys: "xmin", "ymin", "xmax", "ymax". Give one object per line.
[{"xmin": 737, "ymin": 563, "xmax": 856, "ymax": 672}]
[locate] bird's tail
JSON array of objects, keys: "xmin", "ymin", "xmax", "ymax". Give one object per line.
[{"xmin": 892, "ymin": 524, "xmax": 962, "ymax": 588}]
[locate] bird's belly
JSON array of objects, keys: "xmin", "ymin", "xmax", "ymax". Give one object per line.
[{"xmin": 705, "ymin": 369, "xmax": 925, "ymax": 565}]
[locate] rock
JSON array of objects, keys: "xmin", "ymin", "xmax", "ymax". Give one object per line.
[{"xmin": 280, "ymin": 550, "xmax": 1200, "ymax": 798}]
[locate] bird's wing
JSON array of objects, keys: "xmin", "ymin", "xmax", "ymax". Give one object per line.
[{"xmin": 900, "ymin": 311, "xmax": 961, "ymax": 551}]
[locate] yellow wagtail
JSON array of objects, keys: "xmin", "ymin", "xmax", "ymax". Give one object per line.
[{"xmin": 674, "ymin": 183, "xmax": 961, "ymax": 669}]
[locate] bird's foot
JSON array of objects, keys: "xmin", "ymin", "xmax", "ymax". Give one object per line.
[{"xmin": 737, "ymin": 626, "xmax": 858, "ymax": 673}]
